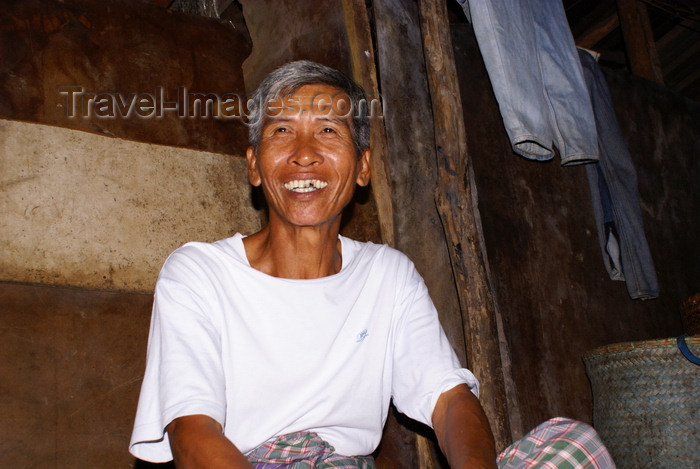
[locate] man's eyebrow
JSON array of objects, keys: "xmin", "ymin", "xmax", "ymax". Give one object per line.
[
  {"xmin": 316, "ymin": 116, "xmax": 349, "ymax": 126},
  {"xmin": 261, "ymin": 116, "xmax": 349, "ymax": 127},
  {"xmin": 263, "ymin": 117, "xmax": 293, "ymax": 125}
]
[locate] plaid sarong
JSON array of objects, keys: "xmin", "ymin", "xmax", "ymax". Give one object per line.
[
  {"xmin": 246, "ymin": 431, "xmax": 376, "ymax": 469},
  {"xmin": 246, "ymin": 418, "xmax": 613, "ymax": 468},
  {"xmin": 498, "ymin": 417, "xmax": 616, "ymax": 468}
]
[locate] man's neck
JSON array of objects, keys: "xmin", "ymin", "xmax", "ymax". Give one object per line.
[{"xmin": 242, "ymin": 222, "xmax": 343, "ymax": 279}]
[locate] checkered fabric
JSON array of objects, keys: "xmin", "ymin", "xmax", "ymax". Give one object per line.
[
  {"xmin": 246, "ymin": 418, "xmax": 613, "ymax": 468},
  {"xmin": 498, "ymin": 417, "xmax": 616, "ymax": 468},
  {"xmin": 246, "ymin": 431, "xmax": 376, "ymax": 469}
]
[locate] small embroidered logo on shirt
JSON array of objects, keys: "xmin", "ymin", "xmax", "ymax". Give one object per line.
[{"xmin": 356, "ymin": 329, "xmax": 369, "ymax": 343}]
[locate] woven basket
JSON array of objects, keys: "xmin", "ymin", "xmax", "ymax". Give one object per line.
[{"xmin": 582, "ymin": 337, "xmax": 700, "ymax": 469}]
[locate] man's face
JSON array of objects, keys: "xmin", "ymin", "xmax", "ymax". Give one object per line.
[{"xmin": 246, "ymin": 83, "xmax": 371, "ymax": 230}]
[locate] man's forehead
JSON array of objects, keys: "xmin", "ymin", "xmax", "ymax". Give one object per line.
[
  {"xmin": 285, "ymin": 83, "xmax": 348, "ymax": 100},
  {"xmin": 264, "ymin": 84, "xmax": 354, "ymax": 121}
]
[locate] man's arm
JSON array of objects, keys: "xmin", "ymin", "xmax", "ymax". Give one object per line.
[
  {"xmin": 166, "ymin": 414, "xmax": 254, "ymax": 469},
  {"xmin": 431, "ymin": 384, "xmax": 498, "ymax": 469}
]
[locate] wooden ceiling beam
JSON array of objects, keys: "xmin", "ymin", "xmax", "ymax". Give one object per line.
[
  {"xmin": 616, "ymin": 0, "xmax": 665, "ymax": 85},
  {"xmin": 674, "ymin": 59, "xmax": 700, "ymax": 92},
  {"xmin": 656, "ymin": 19, "xmax": 696, "ymax": 54},
  {"xmin": 662, "ymin": 34, "xmax": 700, "ymax": 77},
  {"xmin": 575, "ymin": 11, "xmax": 620, "ymax": 49}
]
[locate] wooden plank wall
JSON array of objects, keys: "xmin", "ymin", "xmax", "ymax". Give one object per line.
[{"xmin": 451, "ymin": 20, "xmax": 699, "ymax": 435}]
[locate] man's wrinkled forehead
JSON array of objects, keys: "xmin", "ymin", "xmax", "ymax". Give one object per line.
[{"xmin": 263, "ymin": 85, "xmax": 354, "ymax": 120}]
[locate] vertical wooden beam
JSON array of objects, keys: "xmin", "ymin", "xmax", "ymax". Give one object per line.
[
  {"xmin": 617, "ymin": 0, "xmax": 664, "ymax": 84},
  {"xmin": 417, "ymin": 0, "xmax": 511, "ymax": 452},
  {"xmin": 371, "ymin": 0, "xmax": 468, "ymax": 367},
  {"xmin": 343, "ymin": 2, "xmax": 434, "ymax": 467},
  {"xmin": 342, "ymin": 0, "xmax": 396, "ymax": 248}
]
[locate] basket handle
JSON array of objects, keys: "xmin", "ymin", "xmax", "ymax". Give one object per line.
[{"xmin": 677, "ymin": 334, "xmax": 700, "ymax": 365}]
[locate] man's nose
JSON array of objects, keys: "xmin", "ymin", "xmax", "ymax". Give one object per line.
[{"xmin": 288, "ymin": 135, "xmax": 323, "ymax": 166}]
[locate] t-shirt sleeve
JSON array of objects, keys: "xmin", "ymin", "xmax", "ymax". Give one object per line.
[
  {"xmin": 129, "ymin": 246, "xmax": 227, "ymax": 463},
  {"xmin": 390, "ymin": 258, "xmax": 479, "ymax": 428}
]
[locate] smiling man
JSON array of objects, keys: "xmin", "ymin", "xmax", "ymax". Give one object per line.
[
  {"xmin": 242, "ymin": 81, "xmax": 372, "ymax": 279},
  {"xmin": 129, "ymin": 61, "xmax": 614, "ymax": 469}
]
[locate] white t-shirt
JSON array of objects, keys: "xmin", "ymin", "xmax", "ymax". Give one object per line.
[{"xmin": 129, "ymin": 233, "xmax": 478, "ymax": 462}]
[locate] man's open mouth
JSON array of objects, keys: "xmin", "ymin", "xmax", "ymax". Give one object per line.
[{"xmin": 284, "ymin": 179, "xmax": 329, "ymax": 193}]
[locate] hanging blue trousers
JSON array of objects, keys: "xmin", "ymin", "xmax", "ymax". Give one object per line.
[{"xmin": 579, "ymin": 49, "xmax": 658, "ymax": 299}]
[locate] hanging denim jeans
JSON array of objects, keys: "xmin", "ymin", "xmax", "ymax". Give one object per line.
[
  {"xmin": 578, "ymin": 49, "xmax": 658, "ymax": 299},
  {"xmin": 458, "ymin": 0, "xmax": 599, "ymax": 166}
]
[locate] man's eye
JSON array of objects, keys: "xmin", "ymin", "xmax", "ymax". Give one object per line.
[
  {"xmin": 275, "ymin": 127, "xmax": 288, "ymax": 133},
  {"xmin": 322, "ymin": 127, "xmax": 336, "ymax": 133}
]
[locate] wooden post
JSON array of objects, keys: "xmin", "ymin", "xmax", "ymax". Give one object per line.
[
  {"xmin": 369, "ymin": 0, "xmax": 468, "ymax": 367},
  {"xmin": 341, "ymin": 0, "xmax": 396, "ymax": 248},
  {"xmin": 343, "ymin": 2, "xmax": 438, "ymax": 467},
  {"xmin": 617, "ymin": 0, "xmax": 664, "ymax": 85},
  {"xmin": 417, "ymin": 0, "xmax": 511, "ymax": 451}
]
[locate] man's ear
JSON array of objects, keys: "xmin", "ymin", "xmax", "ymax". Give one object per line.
[
  {"xmin": 246, "ymin": 146, "xmax": 262, "ymax": 187},
  {"xmin": 356, "ymin": 148, "xmax": 371, "ymax": 187}
]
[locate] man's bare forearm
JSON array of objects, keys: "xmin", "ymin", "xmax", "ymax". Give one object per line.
[
  {"xmin": 166, "ymin": 414, "xmax": 254, "ymax": 469},
  {"xmin": 432, "ymin": 384, "xmax": 498, "ymax": 469}
]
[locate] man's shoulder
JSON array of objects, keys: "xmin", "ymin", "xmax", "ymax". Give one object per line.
[
  {"xmin": 161, "ymin": 233, "xmax": 245, "ymax": 271},
  {"xmin": 341, "ymin": 236, "xmax": 416, "ymax": 272}
]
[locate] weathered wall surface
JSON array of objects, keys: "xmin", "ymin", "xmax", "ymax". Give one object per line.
[
  {"xmin": 0, "ymin": 1, "xmax": 258, "ymax": 467},
  {"xmin": 0, "ymin": 283, "xmax": 152, "ymax": 469},
  {"xmin": 0, "ymin": 0, "xmax": 250, "ymax": 155},
  {"xmin": 0, "ymin": 119, "xmax": 262, "ymax": 291},
  {"xmin": 240, "ymin": 0, "xmax": 351, "ymax": 92},
  {"xmin": 452, "ymin": 22, "xmax": 699, "ymax": 435},
  {"xmin": 0, "ymin": 0, "xmax": 264, "ymax": 291}
]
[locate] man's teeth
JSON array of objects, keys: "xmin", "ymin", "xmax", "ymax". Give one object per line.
[{"xmin": 284, "ymin": 179, "xmax": 328, "ymax": 193}]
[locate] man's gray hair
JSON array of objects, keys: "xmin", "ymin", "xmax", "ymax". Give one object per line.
[{"xmin": 247, "ymin": 60, "xmax": 371, "ymax": 156}]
